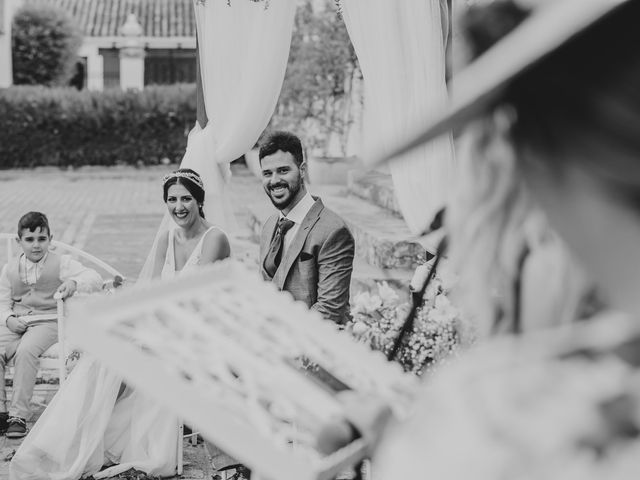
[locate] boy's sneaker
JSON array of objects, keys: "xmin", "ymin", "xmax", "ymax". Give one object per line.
[
  {"xmin": 5, "ymin": 416, "xmax": 27, "ymax": 438},
  {"xmin": 0, "ymin": 412, "xmax": 8, "ymax": 434}
]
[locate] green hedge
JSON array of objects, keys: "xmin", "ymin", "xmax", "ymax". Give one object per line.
[{"xmin": 0, "ymin": 84, "xmax": 197, "ymax": 168}]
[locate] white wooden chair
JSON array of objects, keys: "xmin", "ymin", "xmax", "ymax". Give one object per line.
[
  {"xmin": 66, "ymin": 259, "xmax": 417, "ymax": 480},
  {"xmin": 0, "ymin": 233, "xmax": 125, "ymax": 386},
  {"xmin": 1, "ymin": 233, "xmax": 199, "ymax": 474}
]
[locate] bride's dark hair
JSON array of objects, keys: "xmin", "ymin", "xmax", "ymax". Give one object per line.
[{"xmin": 162, "ymin": 168, "xmax": 206, "ymax": 218}]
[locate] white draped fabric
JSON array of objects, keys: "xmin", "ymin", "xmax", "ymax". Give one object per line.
[
  {"xmin": 191, "ymin": 0, "xmax": 297, "ymax": 204},
  {"xmin": 189, "ymin": 0, "xmax": 296, "ymax": 225},
  {"xmin": 341, "ymin": 0, "xmax": 455, "ymax": 234},
  {"xmin": 139, "ymin": 0, "xmax": 296, "ymax": 279}
]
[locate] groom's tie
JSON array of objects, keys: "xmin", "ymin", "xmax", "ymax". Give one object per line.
[{"xmin": 264, "ymin": 217, "xmax": 295, "ymax": 278}]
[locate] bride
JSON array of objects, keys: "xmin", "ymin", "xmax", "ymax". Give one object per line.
[{"xmin": 11, "ymin": 168, "xmax": 230, "ymax": 479}]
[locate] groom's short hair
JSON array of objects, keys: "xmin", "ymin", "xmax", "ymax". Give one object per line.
[{"xmin": 258, "ymin": 131, "xmax": 304, "ymax": 166}]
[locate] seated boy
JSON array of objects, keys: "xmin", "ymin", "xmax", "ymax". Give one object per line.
[{"xmin": 0, "ymin": 212, "xmax": 102, "ymax": 438}]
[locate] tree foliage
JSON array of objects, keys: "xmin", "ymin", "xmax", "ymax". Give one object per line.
[
  {"xmin": 270, "ymin": 1, "xmax": 359, "ymax": 156},
  {"xmin": 12, "ymin": 4, "xmax": 83, "ymax": 86}
]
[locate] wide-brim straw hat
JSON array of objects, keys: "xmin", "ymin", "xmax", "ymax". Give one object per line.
[{"xmin": 372, "ymin": 0, "xmax": 629, "ymax": 167}]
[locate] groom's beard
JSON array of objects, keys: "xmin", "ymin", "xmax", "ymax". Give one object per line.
[{"xmin": 266, "ymin": 178, "xmax": 302, "ymax": 211}]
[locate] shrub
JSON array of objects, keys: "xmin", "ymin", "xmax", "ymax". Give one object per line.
[
  {"xmin": 0, "ymin": 84, "xmax": 197, "ymax": 168},
  {"xmin": 268, "ymin": 0, "xmax": 359, "ymax": 156},
  {"xmin": 12, "ymin": 4, "xmax": 83, "ymax": 86}
]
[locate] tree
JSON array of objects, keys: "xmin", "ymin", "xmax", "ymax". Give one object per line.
[
  {"xmin": 270, "ymin": 0, "xmax": 360, "ymax": 156},
  {"xmin": 12, "ymin": 4, "xmax": 83, "ymax": 86}
]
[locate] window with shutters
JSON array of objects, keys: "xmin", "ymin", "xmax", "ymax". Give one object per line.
[{"xmin": 144, "ymin": 48, "xmax": 197, "ymax": 85}]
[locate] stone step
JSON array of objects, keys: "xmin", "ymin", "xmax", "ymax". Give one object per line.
[
  {"xmin": 244, "ymin": 185, "xmax": 426, "ymax": 271},
  {"xmin": 347, "ymin": 169, "xmax": 402, "ymax": 217}
]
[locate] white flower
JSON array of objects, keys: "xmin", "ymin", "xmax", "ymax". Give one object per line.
[
  {"xmin": 351, "ymin": 321, "xmax": 369, "ymax": 336},
  {"xmin": 377, "ymin": 281, "xmax": 399, "ymax": 305},
  {"xmin": 352, "ymin": 291, "xmax": 382, "ymax": 314}
]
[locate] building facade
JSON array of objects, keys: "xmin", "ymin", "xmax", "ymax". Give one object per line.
[{"xmin": 23, "ymin": 0, "xmax": 197, "ymax": 90}]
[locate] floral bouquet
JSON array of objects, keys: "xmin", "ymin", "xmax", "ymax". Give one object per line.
[
  {"xmin": 348, "ymin": 282, "xmax": 409, "ymax": 355},
  {"xmin": 348, "ymin": 262, "xmax": 463, "ymax": 376},
  {"xmin": 396, "ymin": 289, "xmax": 460, "ymax": 375}
]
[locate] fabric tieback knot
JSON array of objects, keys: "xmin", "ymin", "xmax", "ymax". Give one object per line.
[{"xmin": 264, "ymin": 217, "xmax": 295, "ymax": 278}]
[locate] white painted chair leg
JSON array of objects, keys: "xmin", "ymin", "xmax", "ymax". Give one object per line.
[
  {"xmin": 177, "ymin": 421, "xmax": 184, "ymax": 475},
  {"xmin": 56, "ymin": 297, "xmax": 66, "ymax": 385}
]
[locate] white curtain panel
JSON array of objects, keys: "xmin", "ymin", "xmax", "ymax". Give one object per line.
[
  {"xmin": 188, "ymin": 0, "xmax": 296, "ymax": 226},
  {"xmin": 341, "ymin": 0, "xmax": 455, "ymax": 234},
  {"xmin": 138, "ymin": 0, "xmax": 295, "ymax": 280}
]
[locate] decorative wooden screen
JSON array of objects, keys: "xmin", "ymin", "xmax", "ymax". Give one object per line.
[{"xmin": 67, "ymin": 259, "xmax": 416, "ymax": 480}]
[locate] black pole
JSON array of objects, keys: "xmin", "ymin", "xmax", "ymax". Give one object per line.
[{"xmin": 387, "ymin": 236, "xmax": 448, "ymax": 362}]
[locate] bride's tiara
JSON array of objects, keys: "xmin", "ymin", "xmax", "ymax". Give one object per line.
[{"xmin": 162, "ymin": 171, "xmax": 204, "ymax": 190}]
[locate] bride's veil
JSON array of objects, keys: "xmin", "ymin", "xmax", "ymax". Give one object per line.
[{"xmin": 137, "ymin": 123, "xmax": 238, "ymax": 283}]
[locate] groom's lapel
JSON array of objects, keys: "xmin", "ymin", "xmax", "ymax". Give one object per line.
[{"xmin": 273, "ymin": 198, "xmax": 324, "ymax": 289}]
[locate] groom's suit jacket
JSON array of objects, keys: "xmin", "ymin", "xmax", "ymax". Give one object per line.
[{"xmin": 260, "ymin": 197, "xmax": 355, "ymax": 325}]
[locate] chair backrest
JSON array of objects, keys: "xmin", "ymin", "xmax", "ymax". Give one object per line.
[
  {"xmin": 0, "ymin": 233, "xmax": 125, "ymax": 287},
  {"xmin": 0, "ymin": 233, "xmax": 125, "ymax": 385}
]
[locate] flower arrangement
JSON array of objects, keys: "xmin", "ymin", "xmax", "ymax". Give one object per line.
[
  {"xmin": 349, "ymin": 282, "xmax": 409, "ymax": 353},
  {"xmin": 348, "ymin": 265, "xmax": 463, "ymax": 376},
  {"xmin": 396, "ymin": 288, "xmax": 459, "ymax": 375}
]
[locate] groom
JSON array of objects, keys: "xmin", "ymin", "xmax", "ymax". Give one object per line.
[{"xmin": 258, "ymin": 131, "xmax": 355, "ymax": 325}]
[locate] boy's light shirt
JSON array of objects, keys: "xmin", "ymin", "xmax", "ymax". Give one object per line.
[
  {"xmin": 0, "ymin": 253, "xmax": 103, "ymax": 324},
  {"xmin": 20, "ymin": 251, "xmax": 49, "ymax": 286},
  {"xmin": 279, "ymin": 190, "xmax": 315, "ymax": 254}
]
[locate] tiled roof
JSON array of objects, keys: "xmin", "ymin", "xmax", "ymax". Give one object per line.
[{"xmin": 25, "ymin": 0, "xmax": 196, "ymax": 37}]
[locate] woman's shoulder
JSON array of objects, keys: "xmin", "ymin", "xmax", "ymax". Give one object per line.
[
  {"xmin": 201, "ymin": 225, "xmax": 228, "ymax": 243},
  {"xmin": 200, "ymin": 225, "xmax": 231, "ymax": 262}
]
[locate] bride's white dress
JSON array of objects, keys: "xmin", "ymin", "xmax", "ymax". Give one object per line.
[{"xmin": 10, "ymin": 227, "xmax": 218, "ymax": 480}]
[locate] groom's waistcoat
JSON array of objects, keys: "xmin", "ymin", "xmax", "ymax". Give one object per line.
[{"xmin": 6, "ymin": 252, "xmax": 62, "ymax": 317}]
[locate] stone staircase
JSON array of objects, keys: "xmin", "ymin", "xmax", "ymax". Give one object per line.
[
  {"xmin": 347, "ymin": 169, "xmax": 403, "ymax": 218},
  {"xmin": 242, "ymin": 162, "xmax": 426, "ymax": 299}
]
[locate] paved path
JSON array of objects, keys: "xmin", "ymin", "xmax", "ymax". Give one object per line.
[
  {"xmin": 0, "ymin": 164, "xmax": 262, "ymax": 280},
  {"xmin": 0, "ymin": 164, "xmax": 265, "ymax": 479}
]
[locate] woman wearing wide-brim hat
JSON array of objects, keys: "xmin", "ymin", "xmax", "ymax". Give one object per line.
[{"xmin": 332, "ymin": 1, "xmax": 640, "ymax": 478}]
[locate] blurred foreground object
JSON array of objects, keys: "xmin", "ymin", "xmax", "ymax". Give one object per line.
[
  {"xmin": 374, "ymin": 312, "xmax": 640, "ymax": 479},
  {"xmin": 66, "ymin": 259, "xmax": 416, "ymax": 480}
]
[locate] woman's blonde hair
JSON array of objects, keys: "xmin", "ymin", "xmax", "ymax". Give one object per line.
[{"xmin": 448, "ymin": 109, "xmax": 533, "ymax": 338}]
